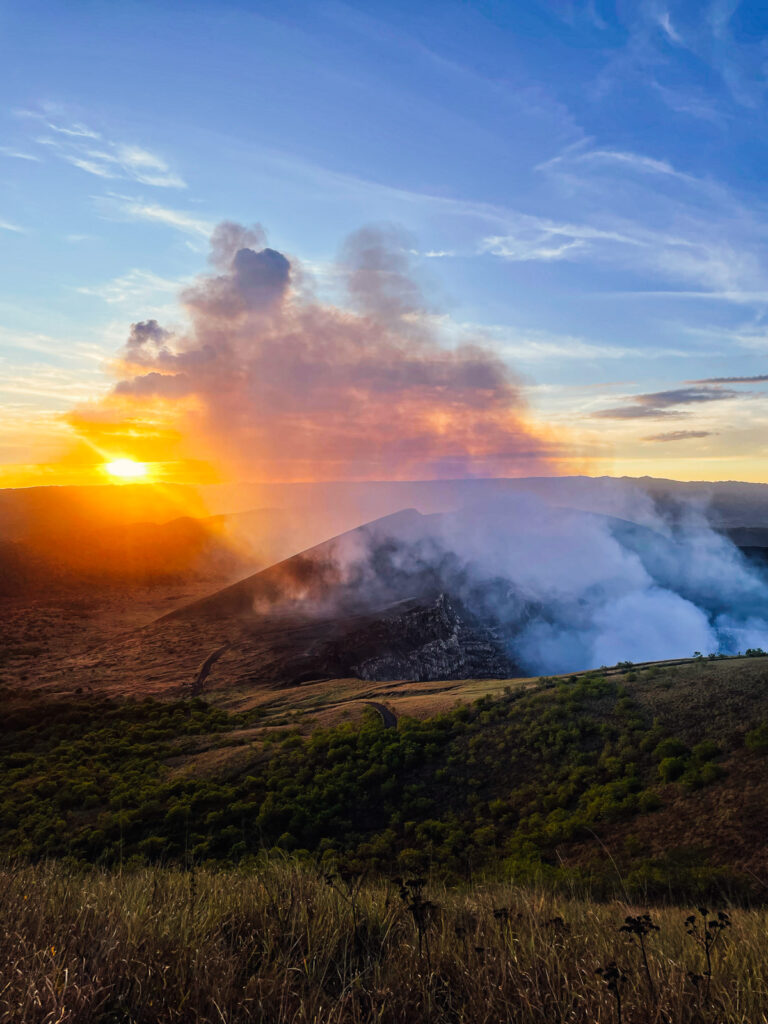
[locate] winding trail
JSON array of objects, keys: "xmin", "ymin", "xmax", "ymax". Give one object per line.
[
  {"xmin": 364, "ymin": 701, "xmax": 397, "ymax": 728},
  {"xmin": 190, "ymin": 643, "xmax": 231, "ymax": 695}
]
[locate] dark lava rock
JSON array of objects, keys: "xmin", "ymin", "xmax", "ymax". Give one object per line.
[
  {"xmin": 272, "ymin": 592, "xmax": 518, "ymax": 684},
  {"xmin": 349, "ymin": 593, "xmax": 515, "ymax": 681}
]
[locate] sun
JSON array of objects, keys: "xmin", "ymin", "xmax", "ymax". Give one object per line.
[{"xmin": 103, "ymin": 458, "xmax": 150, "ymax": 481}]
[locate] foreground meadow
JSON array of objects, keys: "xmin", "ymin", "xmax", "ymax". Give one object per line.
[{"xmin": 1, "ymin": 860, "xmax": 766, "ymax": 1024}]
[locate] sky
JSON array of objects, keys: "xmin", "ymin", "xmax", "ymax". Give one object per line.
[{"xmin": 1, "ymin": 0, "xmax": 767, "ymax": 487}]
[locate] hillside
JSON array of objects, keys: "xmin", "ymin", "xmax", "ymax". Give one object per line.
[{"xmin": 3, "ymin": 654, "xmax": 768, "ymax": 900}]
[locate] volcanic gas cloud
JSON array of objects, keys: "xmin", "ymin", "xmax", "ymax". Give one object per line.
[
  {"xmin": 227, "ymin": 484, "xmax": 768, "ymax": 675},
  {"xmin": 69, "ymin": 222, "xmax": 564, "ymax": 482}
]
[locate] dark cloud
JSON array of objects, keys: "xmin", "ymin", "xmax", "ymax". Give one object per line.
[
  {"xmin": 126, "ymin": 319, "xmax": 172, "ymax": 351},
  {"xmin": 183, "ymin": 242, "xmax": 290, "ymax": 320},
  {"xmin": 643, "ymin": 430, "xmax": 715, "ymax": 442},
  {"xmin": 592, "ymin": 385, "xmax": 741, "ymax": 420},
  {"xmin": 592, "ymin": 406, "xmax": 682, "ymax": 420},
  {"xmin": 114, "ymin": 371, "xmax": 193, "ymax": 398},
  {"xmin": 689, "ymin": 374, "xmax": 768, "ymax": 384}
]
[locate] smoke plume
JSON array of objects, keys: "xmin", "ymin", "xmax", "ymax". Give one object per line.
[
  {"xmin": 71, "ymin": 221, "xmax": 564, "ymax": 481},
  {"xmin": 266, "ymin": 479, "xmax": 768, "ymax": 674}
]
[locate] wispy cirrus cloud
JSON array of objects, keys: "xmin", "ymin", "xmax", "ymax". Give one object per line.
[
  {"xmin": 180, "ymin": 139, "xmax": 761, "ymax": 307},
  {"xmin": 15, "ymin": 106, "xmax": 186, "ymax": 189},
  {"xmin": 526, "ymin": 137, "xmax": 768, "ymax": 300},
  {"xmin": 549, "ymin": 146, "xmax": 705, "ymax": 188},
  {"xmin": 44, "ymin": 120, "xmax": 100, "ymax": 139},
  {"xmin": 680, "ymin": 323, "xmax": 768, "ymax": 350},
  {"xmin": 0, "ymin": 325, "xmax": 105, "ymax": 363},
  {"xmin": 456, "ymin": 322, "xmax": 695, "ymax": 362},
  {"xmin": 650, "ymin": 80, "xmax": 725, "ymax": 123},
  {"xmin": 114, "ymin": 145, "xmax": 186, "ymax": 188},
  {"xmin": 16, "ymin": 109, "xmax": 101, "ymax": 139},
  {"xmin": 537, "ymin": 145, "xmax": 686, "ymax": 181},
  {"xmin": 480, "ymin": 213, "xmax": 642, "ymax": 263},
  {"xmin": 655, "ymin": 9, "xmax": 683, "ymax": 44},
  {"xmin": 97, "ymin": 194, "xmax": 214, "ymax": 237},
  {"xmin": 66, "ymin": 156, "xmax": 117, "ymax": 179},
  {"xmin": 482, "ymin": 234, "xmax": 584, "ymax": 262},
  {"xmin": 77, "ymin": 268, "xmax": 188, "ymax": 305},
  {"xmin": 0, "ymin": 146, "xmax": 41, "ymax": 162}
]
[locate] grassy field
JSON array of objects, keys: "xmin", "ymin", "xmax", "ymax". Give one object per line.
[
  {"xmin": 4, "ymin": 659, "xmax": 768, "ymax": 1020},
  {"xmin": 1, "ymin": 859, "xmax": 766, "ymax": 1023}
]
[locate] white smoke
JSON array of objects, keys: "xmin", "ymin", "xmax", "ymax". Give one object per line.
[{"xmin": 320, "ymin": 479, "xmax": 768, "ymax": 674}]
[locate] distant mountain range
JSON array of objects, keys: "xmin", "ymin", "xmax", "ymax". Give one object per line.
[{"xmin": 2, "ymin": 476, "xmax": 768, "ymax": 598}]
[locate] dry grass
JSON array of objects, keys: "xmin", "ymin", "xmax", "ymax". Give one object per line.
[
  {"xmin": 2, "ymin": 861, "xmax": 768, "ymax": 1023},
  {"xmin": 215, "ymin": 675, "xmax": 536, "ymax": 733}
]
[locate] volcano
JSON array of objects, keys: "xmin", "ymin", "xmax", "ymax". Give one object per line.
[
  {"xmin": 42, "ymin": 509, "xmax": 519, "ymax": 695},
  {"xmin": 25, "ymin": 495, "xmax": 768, "ymax": 697},
  {"xmin": 159, "ymin": 508, "xmax": 519, "ymax": 687}
]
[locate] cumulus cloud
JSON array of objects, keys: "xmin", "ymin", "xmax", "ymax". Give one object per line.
[{"xmin": 69, "ymin": 221, "xmax": 562, "ymax": 480}]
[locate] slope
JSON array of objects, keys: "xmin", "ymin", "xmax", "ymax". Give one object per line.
[{"xmin": 3, "ymin": 655, "xmax": 768, "ymax": 901}]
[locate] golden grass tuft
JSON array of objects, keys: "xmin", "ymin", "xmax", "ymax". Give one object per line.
[{"xmin": 2, "ymin": 860, "xmax": 768, "ymax": 1022}]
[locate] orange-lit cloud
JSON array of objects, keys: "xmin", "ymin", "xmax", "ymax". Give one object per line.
[{"xmin": 65, "ymin": 222, "xmax": 576, "ymax": 483}]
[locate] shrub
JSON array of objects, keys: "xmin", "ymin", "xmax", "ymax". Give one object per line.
[
  {"xmin": 691, "ymin": 740, "xmax": 720, "ymax": 764},
  {"xmin": 745, "ymin": 723, "xmax": 768, "ymax": 753},
  {"xmin": 638, "ymin": 790, "xmax": 662, "ymax": 813},
  {"xmin": 698, "ymin": 762, "xmax": 726, "ymax": 786},
  {"xmin": 658, "ymin": 757, "xmax": 686, "ymax": 783},
  {"xmin": 653, "ymin": 738, "xmax": 689, "ymax": 761}
]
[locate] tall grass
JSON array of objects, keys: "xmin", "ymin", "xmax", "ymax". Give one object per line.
[{"xmin": 1, "ymin": 859, "xmax": 767, "ymax": 1022}]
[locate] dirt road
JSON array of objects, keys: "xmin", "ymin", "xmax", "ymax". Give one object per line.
[{"xmin": 364, "ymin": 701, "xmax": 397, "ymax": 728}]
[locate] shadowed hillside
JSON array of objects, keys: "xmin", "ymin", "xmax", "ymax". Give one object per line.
[{"xmin": 3, "ymin": 655, "xmax": 768, "ymax": 901}]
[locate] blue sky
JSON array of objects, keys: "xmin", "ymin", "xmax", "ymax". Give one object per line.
[{"xmin": 1, "ymin": 0, "xmax": 767, "ymax": 482}]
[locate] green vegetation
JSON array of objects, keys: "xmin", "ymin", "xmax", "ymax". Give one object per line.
[
  {"xmin": 653, "ymin": 736, "xmax": 724, "ymax": 789},
  {"xmin": 745, "ymin": 721, "xmax": 768, "ymax": 752},
  {"xmin": 1, "ymin": 861, "xmax": 765, "ymax": 1023},
  {"xmin": 0, "ymin": 671, "xmax": 745, "ymax": 897}
]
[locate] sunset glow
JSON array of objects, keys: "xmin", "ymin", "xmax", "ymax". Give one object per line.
[
  {"xmin": 2, "ymin": 2, "xmax": 768, "ymax": 491},
  {"xmin": 103, "ymin": 459, "xmax": 150, "ymax": 481}
]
